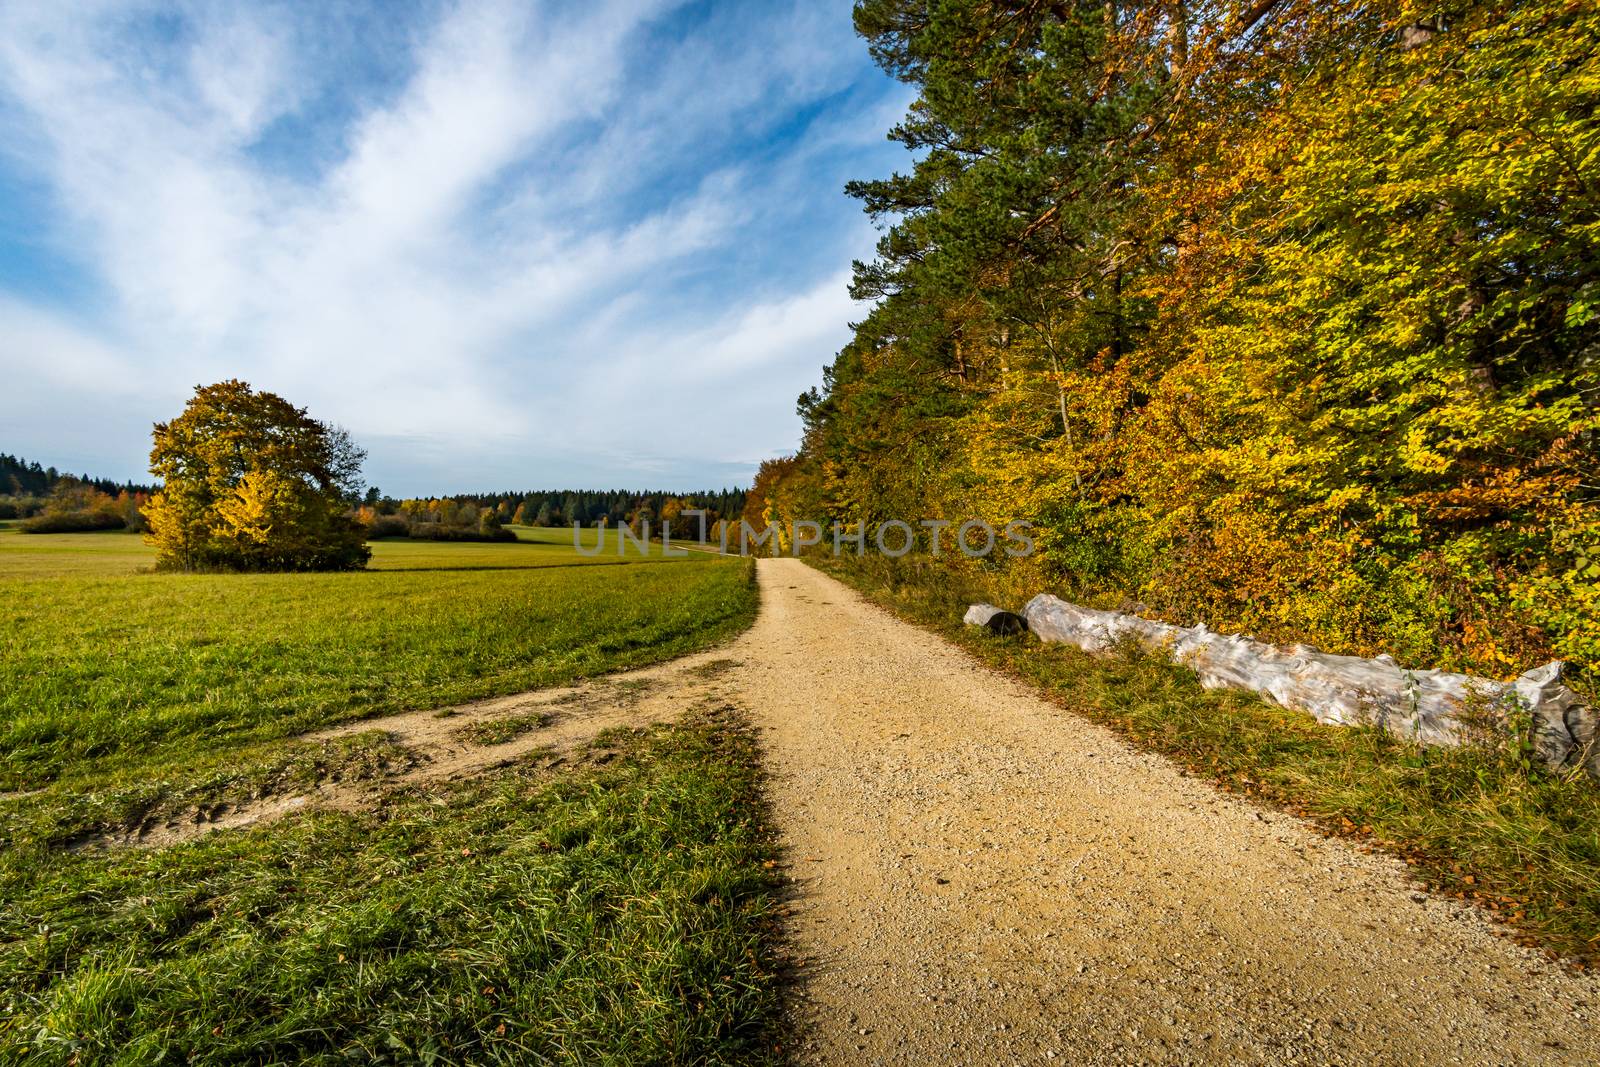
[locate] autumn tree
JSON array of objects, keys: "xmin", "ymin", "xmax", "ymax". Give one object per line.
[
  {"xmin": 144, "ymin": 380, "xmax": 371, "ymax": 572},
  {"xmin": 782, "ymin": 0, "xmax": 1600, "ymax": 683}
]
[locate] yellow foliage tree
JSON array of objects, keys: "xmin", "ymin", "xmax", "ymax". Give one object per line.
[{"xmin": 144, "ymin": 381, "xmax": 370, "ymax": 572}]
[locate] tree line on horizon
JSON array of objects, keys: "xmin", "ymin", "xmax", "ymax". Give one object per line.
[
  {"xmin": 0, "ymin": 453, "xmax": 157, "ymax": 499},
  {"xmin": 747, "ymin": 0, "xmax": 1599, "ymax": 685},
  {"xmin": 4, "ymin": 433, "xmax": 749, "ymax": 547},
  {"xmin": 0, "ymin": 453, "xmax": 154, "ymax": 529},
  {"xmin": 370, "ymin": 488, "xmax": 748, "ymax": 530},
  {"xmin": 357, "ymin": 489, "xmax": 750, "ymax": 544}
]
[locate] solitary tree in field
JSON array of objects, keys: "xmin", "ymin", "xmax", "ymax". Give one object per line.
[{"xmin": 144, "ymin": 380, "xmax": 371, "ymax": 572}]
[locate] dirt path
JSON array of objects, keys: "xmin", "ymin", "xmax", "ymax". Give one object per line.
[
  {"xmin": 739, "ymin": 557, "xmax": 1598, "ymax": 1065},
  {"xmin": 91, "ymin": 554, "xmax": 1598, "ymax": 1062},
  {"xmin": 96, "ymin": 654, "xmax": 742, "ymax": 848}
]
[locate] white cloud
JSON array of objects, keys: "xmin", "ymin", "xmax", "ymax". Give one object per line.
[
  {"xmin": 0, "ymin": 293, "xmax": 144, "ymax": 395},
  {"xmin": 0, "ymin": 0, "xmax": 905, "ymax": 491},
  {"xmin": 184, "ymin": 3, "xmax": 303, "ymax": 142}
]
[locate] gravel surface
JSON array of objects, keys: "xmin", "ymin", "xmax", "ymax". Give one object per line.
[{"xmin": 738, "ymin": 558, "xmax": 1599, "ymax": 1065}]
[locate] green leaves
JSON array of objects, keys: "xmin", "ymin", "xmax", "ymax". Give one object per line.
[{"xmin": 777, "ymin": 0, "xmax": 1600, "ymax": 683}]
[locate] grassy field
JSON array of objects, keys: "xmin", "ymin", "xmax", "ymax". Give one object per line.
[
  {"xmin": 1, "ymin": 526, "xmax": 752, "ymax": 789},
  {"xmin": 0, "ymin": 526, "xmax": 781, "ymax": 1063},
  {"xmin": 2, "ymin": 710, "xmax": 783, "ymax": 1065},
  {"xmin": 813, "ymin": 553, "xmax": 1600, "ymax": 966},
  {"xmin": 0, "ymin": 522, "xmax": 698, "ymax": 578}
]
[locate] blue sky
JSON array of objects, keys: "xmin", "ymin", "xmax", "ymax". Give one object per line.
[{"xmin": 0, "ymin": 0, "xmax": 910, "ymax": 495}]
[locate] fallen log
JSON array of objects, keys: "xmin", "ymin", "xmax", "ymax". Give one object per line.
[{"xmin": 964, "ymin": 595, "xmax": 1599, "ymax": 779}]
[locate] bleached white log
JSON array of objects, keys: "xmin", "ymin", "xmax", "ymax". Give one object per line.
[{"xmin": 1005, "ymin": 594, "xmax": 1599, "ymax": 779}]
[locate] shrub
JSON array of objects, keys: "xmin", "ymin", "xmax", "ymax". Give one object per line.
[
  {"xmin": 366, "ymin": 516, "xmax": 412, "ymax": 540},
  {"xmin": 0, "ymin": 498, "xmax": 40, "ymax": 520},
  {"xmin": 16, "ymin": 482, "xmax": 127, "ymax": 534},
  {"xmin": 407, "ymin": 523, "xmax": 517, "ymax": 543},
  {"xmin": 18, "ymin": 510, "xmax": 126, "ymax": 534}
]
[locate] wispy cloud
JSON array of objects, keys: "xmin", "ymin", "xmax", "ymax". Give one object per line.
[{"xmin": 0, "ymin": 0, "xmax": 907, "ymax": 492}]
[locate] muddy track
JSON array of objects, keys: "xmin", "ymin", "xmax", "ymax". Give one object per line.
[
  {"xmin": 91, "ymin": 654, "xmax": 743, "ymax": 849},
  {"xmin": 742, "ymin": 558, "xmax": 1598, "ymax": 1065}
]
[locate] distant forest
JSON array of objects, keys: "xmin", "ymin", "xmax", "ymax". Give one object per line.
[
  {"xmin": 0, "ymin": 453, "xmax": 153, "ymax": 529},
  {"xmin": 347, "ymin": 488, "xmax": 748, "ymax": 544},
  {"xmin": 0, "ymin": 453, "xmax": 154, "ymax": 498},
  {"xmin": 2, "ymin": 448, "xmax": 748, "ymax": 542},
  {"xmin": 415, "ymin": 489, "xmax": 748, "ymax": 529}
]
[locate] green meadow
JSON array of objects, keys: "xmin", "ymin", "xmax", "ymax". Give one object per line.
[
  {"xmin": 0, "ymin": 526, "xmax": 779, "ymax": 1064},
  {"xmin": 0, "ymin": 525, "xmax": 748, "ymax": 789}
]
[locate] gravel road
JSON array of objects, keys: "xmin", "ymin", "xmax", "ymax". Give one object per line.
[{"xmin": 735, "ymin": 557, "xmax": 1599, "ymax": 1065}]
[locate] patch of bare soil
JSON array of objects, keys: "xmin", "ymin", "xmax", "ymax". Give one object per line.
[{"xmin": 92, "ymin": 650, "xmax": 743, "ymax": 849}]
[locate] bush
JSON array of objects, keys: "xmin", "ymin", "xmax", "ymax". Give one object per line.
[
  {"xmin": 407, "ymin": 523, "xmax": 517, "ymax": 543},
  {"xmin": 366, "ymin": 516, "xmax": 412, "ymax": 540},
  {"xmin": 118, "ymin": 493, "xmax": 150, "ymax": 534},
  {"xmin": 18, "ymin": 510, "xmax": 126, "ymax": 533},
  {"xmin": 0, "ymin": 497, "xmax": 45, "ymax": 520}
]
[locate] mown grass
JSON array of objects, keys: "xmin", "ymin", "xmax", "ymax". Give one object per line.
[
  {"xmin": 1, "ymin": 526, "xmax": 779, "ymax": 1062},
  {"xmin": 0, "ymin": 528, "xmax": 756, "ymax": 789},
  {"xmin": 0, "ymin": 523, "xmax": 686, "ymax": 580},
  {"xmin": 814, "ymin": 553, "xmax": 1600, "ymax": 966},
  {"xmin": 0, "ymin": 709, "xmax": 784, "ymax": 1065}
]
